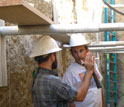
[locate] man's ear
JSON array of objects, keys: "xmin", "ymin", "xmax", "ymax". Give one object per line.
[
  {"xmin": 50, "ymin": 53, "xmax": 55, "ymax": 61},
  {"xmin": 71, "ymin": 51, "xmax": 74, "ymax": 57},
  {"xmin": 70, "ymin": 48, "xmax": 74, "ymax": 56}
]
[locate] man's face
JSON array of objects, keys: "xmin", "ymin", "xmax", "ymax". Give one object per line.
[
  {"xmin": 52, "ymin": 53, "xmax": 58, "ymax": 69},
  {"xmin": 71, "ymin": 45, "xmax": 88, "ymax": 65}
]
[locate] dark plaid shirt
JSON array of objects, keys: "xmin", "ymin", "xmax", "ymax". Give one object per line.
[{"xmin": 32, "ymin": 67, "xmax": 77, "ymax": 107}]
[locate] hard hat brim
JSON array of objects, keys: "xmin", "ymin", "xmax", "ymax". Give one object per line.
[
  {"xmin": 63, "ymin": 42, "xmax": 91, "ymax": 48},
  {"xmin": 30, "ymin": 48, "xmax": 62, "ymax": 57}
]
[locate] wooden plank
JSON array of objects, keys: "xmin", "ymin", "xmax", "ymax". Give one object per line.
[
  {"xmin": 0, "ymin": 19, "xmax": 7, "ymax": 87},
  {"xmin": 0, "ymin": 0, "xmax": 54, "ymax": 25}
]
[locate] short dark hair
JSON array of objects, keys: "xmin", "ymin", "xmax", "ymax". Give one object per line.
[{"xmin": 34, "ymin": 54, "xmax": 51, "ymax": 64}]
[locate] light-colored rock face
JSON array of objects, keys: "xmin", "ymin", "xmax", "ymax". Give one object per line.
[
  {"xmin": 0, "ymin": 0, "xmax": 53, "ymax": 106},
  {"xmin": 1, "ymin": 35, "xmax": 42, "ymax": 107},
  {"xmin": 26, "ymin": 0, "xmax": 53, "ymax": 19},
  {"xmin": 114, "ymin": 1, "xmax": 124, "ymax": 107}
]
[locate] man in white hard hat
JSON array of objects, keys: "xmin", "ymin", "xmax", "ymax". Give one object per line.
[
  {"xmin": 31, "ymin": 35, "xmax": 96, "ymax": 107},
  {"xmin": 63, "ymin": 33, "xmax": 104, "ymax": 107}
]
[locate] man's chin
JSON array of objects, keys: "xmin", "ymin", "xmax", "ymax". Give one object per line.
[
  {"xmin": 76, "ymin": 61, "xmax": 81, "ymax": 65},
  {"xmin": 77, "ymin": 60, "xmax": 84, "ymax": 65}
]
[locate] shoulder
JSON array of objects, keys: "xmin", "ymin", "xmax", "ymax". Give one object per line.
[
  {"xmin": 63, "ymin": 62, "xmax": 76, "ymax": 76},
  {"xmin": 66, "ymin": 62, "xmax": 79, "ymax": 72}
]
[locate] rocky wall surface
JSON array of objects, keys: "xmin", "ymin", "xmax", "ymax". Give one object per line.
[
  {"xmin": 26, "ymin": 0, "xmax": 53, "ymax": 19},
  {"xmin": 0, "ymin": 35, "xmax": 45, "ymax": 107},
  {"xmin": 115, "ymin": 1, "xmax": 124, "ymax": 107},
  {"xmin": 0, "ymin": 0, "xmax": 53, "ymax": 107},
  {"xmin": 100, "ymin": 0, "xmax": 124, "ymax": 106}
]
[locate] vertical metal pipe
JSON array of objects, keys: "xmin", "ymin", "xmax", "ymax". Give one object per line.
[
  {"xmin": 111, "ymin": 0, "xmax": 117, "ymax": 106},
  {"xmin": 106, "ymin": 53, "xmax": 110, "ymax": 107},
  {"xmin": 0, "ymin": 19, "xmax": 7, "ymax": 87},
  {"xmin": 105, "ymin": 0, "xmax": 110, "ymax": 107},
  {"xmin": 113, "ymin": 53, "xmax": 117, "ymax": 107},
  {"xmin": 96, "ymin": 33, "xmax": 100, "ymax": 68}
]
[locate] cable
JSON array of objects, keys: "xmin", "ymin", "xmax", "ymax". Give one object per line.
[{"xmin": 103, "ymin": 0, "xmax": 124, "ymax": 16}]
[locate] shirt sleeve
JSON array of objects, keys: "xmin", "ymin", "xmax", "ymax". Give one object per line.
[{"xmin": 54, "ymin": 77, "xmax": 78, "ymax": 103}]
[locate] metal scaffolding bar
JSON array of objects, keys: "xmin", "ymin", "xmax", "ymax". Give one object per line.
[
  {"xmin": 89, "ymin": 46, "xmax": 124, "ymax": 53},
  {"xmin": 111, "ymin": 0, "xmax": 117, "ymax": 106},
  {"xmin": 103, "ymin": 4, "xmax": 124, "ymax": 8},
  {"xmin": 0, "ymin": 23, "xmax": 124, "ymax": 36},
  {"xmin": 90, "ymin": 41, "xmax": 124, "ymax": 47},
  {"xmin": 89, "ymin": 46, "xmax": 124, "ymax": 50},
  {"xmin": 91, "ymin": 50, "xmax": 124, "ymax": 53},
  {"xmin": 105, "ymin": 0, "xmax": 110, "ymax": 107}
]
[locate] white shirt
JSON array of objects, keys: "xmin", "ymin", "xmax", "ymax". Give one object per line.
[{"xmin": 63, "ymin": 62, "xmax": 103, "ymax": 107}]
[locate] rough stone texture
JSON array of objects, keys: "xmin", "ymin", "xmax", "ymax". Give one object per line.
[
  {"xmin": 113, "ymin": 1, "xmax": 124, "ymax": 107},
  {"xmin": 26, "ymin": 0, "xmax": 53, "ymax": 19},
  {"xmin": 0, "ymin": 0, "xmax": 53, "ymax": 107},
  {"xmin": 101, "ymin": 0, "xmax": 124, "ymax": 107},
  {"xmin": 53, "ymin": 0, "xmax": 75, "ymax": 24},
  {"xmin": 0, "ymin": 35, "xmax": 44, "ymax": 107},
  {"xmin": 6, "ymin": 35, "xmax": 36, "ymax": 107},
  {"xmin": 118, "ymin": 54, "xmax": 124, "ymax": 107}
]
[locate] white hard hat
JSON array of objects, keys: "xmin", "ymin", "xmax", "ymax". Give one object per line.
[
  {"xmin": 63, "ymin": 33, "xmax": 90, "ymax": 47},
  {"xmin": 30, "ymin": 35, "xmax": 62, "ymax": 57}
]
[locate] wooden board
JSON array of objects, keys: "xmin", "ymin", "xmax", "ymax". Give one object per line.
[{"xmin": 0, "ymin": 0, "xmax": 54, "ymax": 25}]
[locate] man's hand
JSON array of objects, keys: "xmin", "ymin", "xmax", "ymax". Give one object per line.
[
  {"xmin": 84, "ymin": 52, "xmax": 94, "ymax": 73},
  {"xmin": 76, "ymin": 52, "xmax": 95, "ymax": 101}
]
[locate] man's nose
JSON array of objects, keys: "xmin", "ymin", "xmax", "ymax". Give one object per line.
[{"xmin": 77, "ymin": 52, "xmax": 81, "ymax": 57}]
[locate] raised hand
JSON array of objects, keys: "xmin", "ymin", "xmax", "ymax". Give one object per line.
[{"xmin": 84, "ymin": 52, "xmax": 94, "ymax": 73}]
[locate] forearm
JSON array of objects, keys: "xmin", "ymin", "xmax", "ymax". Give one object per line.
[
  {"xmin": 69, "ymin": 103, "xmax": 75, "ymax": 107},
  {"xmin": 76, "ymin": 71, "xmax": 93, "ymax": 101}
]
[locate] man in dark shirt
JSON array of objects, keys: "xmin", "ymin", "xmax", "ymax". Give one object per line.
[{"xmin": 31, "ymin": 35, "xmax": 95, "ymax": 107}]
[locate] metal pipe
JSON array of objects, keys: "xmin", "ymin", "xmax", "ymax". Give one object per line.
[
  {"xmin": 89, "ymin": 44, "xmax": 124, "ymax": 53},
  {"xmin": 90, "ymin": 41, "xmax": 124, "ymax": 47},
  {"xmin": 0, "ymin": 23, "xmax": 124, "ymax": 35},
  {"xmin": 91, "ymin": 50, "xmax": 124, "ymax": 53},
  {"xmin": 96, "ymin": 33, "xmax": 100, "ymax": 68},
  {"xmin": 89, "ymin": 46, "xmax": 124, "ymax": 51},
  {"xmin": 100, "ymin": 23, "xmax": 124, "ymax": 31},
  {"xmin": 103, "ymin": 4, "xmax": 124, "ymax": 8},
  {"xmin": 0, "ymin": 25, "xmax": 70, "ymax": 43},
  {"xmin": 111, "ymin": 0, "xmax": 117, "ymax": 106}
]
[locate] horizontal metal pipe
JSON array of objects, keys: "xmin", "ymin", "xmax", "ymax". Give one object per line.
[
  {"xmin": 90, "ymin": 50, "xmax": 124, "ymax": 53},
  {"xmin": 0, "ymin": 23, "xmax": 124, "ymax": 36},
  {"xmin": 90, "ymin": 41, "xmax": 124, "ymax": 47},
  {"xmin": 0, "ymin": 25, "xmax": 70, "ymax": 43},
  {"xmin": 0, "ymin": 24, "xmax": 99, "ymax": 35},
  {"xmin": 89, "ymin": 46, "xmax": 124, "ymax": 53},
  {"xmin": 90, "ymin": 49, "xmax": 124, "ymax": 53},
  {"xmin": 103, "ymin": 4, "xmax": 124, "ymax": 8},
  {"xmin": 89, "ymin": 46, "xmax": 124, "ymax": 50},
  {"xmin": 100, "ymin": 23, "xmax": 124, "ymax": 31}
]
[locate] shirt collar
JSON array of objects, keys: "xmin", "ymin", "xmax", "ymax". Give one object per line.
[
  {"xmin": 38, "ymin": 67, "xmax": 58, "ymax": 76},
  {"xmin": 74, "ymin": 61, "xmax": 85, "ymax": 68}
]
